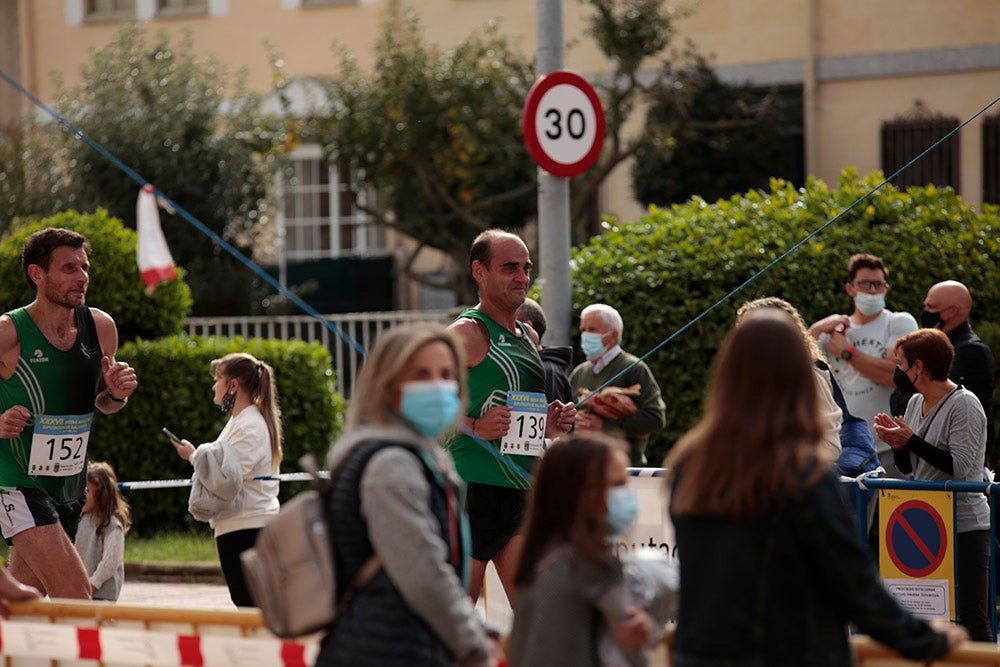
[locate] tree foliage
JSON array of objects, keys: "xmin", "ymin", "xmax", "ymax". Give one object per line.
[
  {"xmin": 0, "ymin": 126, "xmax": 61, "ymax": 232},
  {"xmin": 319, "ymin": 12, "xmax": 538, "ymax": 301},
  {"xmin": 568, "ymin": 169, "xmax": 1000, "ymax": 465},
  {"xmin": 569, "ymin": 0, "xmax": 701, "ymax": 238},
  {"xmin": 632, "ymin": 62, "xmax": 797, "ymax": 206},
  {"xmin": 575, "ymin": 1, "xmax": 796, "ymax": 236},
  {"xmin": 286, "ymin": 1, "xmax": 790, "ymax": 299},
  {"xmin": 16, "ymin": 24, "xmax": 282, "ymax": 315},
  {"xmin": 0, "ymin": 210, "xmax": 191, "ymax": 342}
]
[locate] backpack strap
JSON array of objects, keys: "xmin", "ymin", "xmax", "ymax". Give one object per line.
[
  {"xmin": 339, "ymin": 553, "xmax": 381, "ymax": 611},
  {"xmin": 412, "ymin": 448, "xmax": 470, "ymax": 586},
  {"xmin": 814, "ymin": 358, "xmax": 857, "ymax": 420}
]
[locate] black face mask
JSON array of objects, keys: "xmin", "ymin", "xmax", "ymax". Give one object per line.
[
  {"xmin": 920, "ymin": 308, "xmax": 944, "ymax": 329},
  {"xmin": 893, "ymin": 366, "xmax": 918, "ymax": 395}
]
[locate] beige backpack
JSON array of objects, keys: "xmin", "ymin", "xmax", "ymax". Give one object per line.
[{"xmin": 239, "ymin": 455, "xmax": 378, "ymax": 638}]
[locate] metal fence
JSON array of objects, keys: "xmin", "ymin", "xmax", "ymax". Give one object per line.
[
  {"xmin": 185, "ymin": 310, "xmax": 454, "ymax": 398},
  {"xmin": 843, "ymin": 476, "xmax": 998, "ymax": 640}
]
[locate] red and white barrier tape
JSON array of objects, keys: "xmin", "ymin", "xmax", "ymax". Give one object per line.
[{"xmin": 0, "ymin": 620, "xmax": 318, "ymax": 666}]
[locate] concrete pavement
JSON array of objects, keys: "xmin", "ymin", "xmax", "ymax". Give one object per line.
[
  {"xmin": 119, "ymin": 561, "xmax": 234, "ymax": 609},
  {"xmin": 117, "ymin": 579, "xmax": 235, "ymax": 609}
]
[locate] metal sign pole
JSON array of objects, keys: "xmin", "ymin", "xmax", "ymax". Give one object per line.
[{"xmin": 535, "ymin": 0, "xmax": 572, "ymax": 347}]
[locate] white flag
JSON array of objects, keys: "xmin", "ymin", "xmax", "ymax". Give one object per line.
[{"xmin": 136, "ymin": 184, "xmax": 177, "ymax": 293}]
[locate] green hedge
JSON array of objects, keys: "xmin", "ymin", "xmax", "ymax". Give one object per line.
[
  {"xmin": 568, "ymin": 169, "xmax": 1000, "ymax": 465},
  {"xmin": 0, "ymin": 210, "xmax": 191, "ymax": 342},
  {"xmin": 91, "ymin": 335, "xmax": 344, "ymax": 536}
]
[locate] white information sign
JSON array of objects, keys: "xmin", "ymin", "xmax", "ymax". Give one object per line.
[{"xmin": 885, "ymin": 579, "xmax": 951, "ymax": 620}]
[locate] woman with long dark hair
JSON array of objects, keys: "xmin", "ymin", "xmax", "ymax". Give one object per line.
[
  {"xmin": 508, "ymin": 432, "xmax": 652, "ymax": 666},
  {"xmin": 666, "ymin": 308, "xmax": 966, "ymax": 666}
]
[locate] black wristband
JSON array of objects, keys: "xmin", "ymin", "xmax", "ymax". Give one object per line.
[{"xmin": 106, "ymin": 390, "xmax": 127, "ymax": 404}]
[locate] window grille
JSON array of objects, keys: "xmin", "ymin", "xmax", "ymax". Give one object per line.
[
  {"xmin": 983, "ymin": 115, "xmax": 1000, "ymax": 205},
  {"xmin": 881, "ymin": 103, "xmax": 959, "ymax": 192}
]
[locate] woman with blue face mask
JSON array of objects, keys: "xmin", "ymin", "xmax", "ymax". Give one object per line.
[
  {"xmin": 316, "ymin": 324, "xmax": 492, "ymax": 667},
  {"xmin": 508, "ymin": 432, "xmax": 654, "ymax": 666}
]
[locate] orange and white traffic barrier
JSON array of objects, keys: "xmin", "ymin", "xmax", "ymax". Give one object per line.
[{"xmin": 1, "ymin": 599, "xmax": 319, "ymax": 667}]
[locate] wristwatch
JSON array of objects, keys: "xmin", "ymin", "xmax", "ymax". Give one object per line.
[{"xmin": 840, "ymin": 346, "xmax": 856, "ymax": 361}]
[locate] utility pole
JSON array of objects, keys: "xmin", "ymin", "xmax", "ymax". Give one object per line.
[{"xmin": 535, "ymin": 0, "xmax": 573, "ymax": 347}]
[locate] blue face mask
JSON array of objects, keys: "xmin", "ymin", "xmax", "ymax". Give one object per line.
[
  {"xmin": 581, "ymin": 332, "xmax": 607, "ymax": 360},
  {"xmin": 605, "ymin": 485, "xmax": 638, "ymax": 536},
  {"xmin": 400, "ymin": 380, "xmax": 461, "ymax": 438}
]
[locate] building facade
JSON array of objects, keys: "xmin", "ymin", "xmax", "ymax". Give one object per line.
[{"xmin": 2, "ymin": 0, "xmax": 998, "ymax": 308}]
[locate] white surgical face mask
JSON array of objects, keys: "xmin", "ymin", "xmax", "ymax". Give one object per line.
[{"xmin": 854, "ymin": 292, "xmax": 885, "ymax": 316}]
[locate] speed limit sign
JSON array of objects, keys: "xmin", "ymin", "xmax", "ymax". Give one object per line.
[{"xmin": 522, "ymin": 70, "xmax": 606, "ymax": 178}]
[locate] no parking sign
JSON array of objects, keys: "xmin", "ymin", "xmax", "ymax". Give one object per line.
[{"xmin": 879, "ymin": 489, "xmax": 956, "ymax": 621}]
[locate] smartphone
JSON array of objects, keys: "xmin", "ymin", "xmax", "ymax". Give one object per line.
[{"xmin": 162, "ymin": 427, "xmax": 182, "ymax": 443}]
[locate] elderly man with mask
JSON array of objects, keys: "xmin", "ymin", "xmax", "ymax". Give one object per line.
[{"xmin": 569, "ymin": 303, "xmax": 665, "ymax": 466}]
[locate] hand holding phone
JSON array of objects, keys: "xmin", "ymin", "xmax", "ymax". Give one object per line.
[{"xmin": 162, "ymin": 427, "xmax": 181, "ymax": 443}]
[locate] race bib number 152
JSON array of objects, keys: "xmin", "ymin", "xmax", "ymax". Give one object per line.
[{"xmin": 28, "ymin": 413, "xmax": 93, "ymax": 477}]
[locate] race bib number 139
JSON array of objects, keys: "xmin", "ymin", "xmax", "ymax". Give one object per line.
[
  {"xmin": 500, "ymin": 391, "xmax": 548, "ymax": 457},
  {"xmin": 28, "ymin": 413, "xmax": 93, "ymax": 477}
]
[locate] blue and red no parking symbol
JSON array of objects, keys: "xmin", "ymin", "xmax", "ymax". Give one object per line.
[{"xmin": 885, "ymin": 499, "xmax": 948, "ymax": 577}]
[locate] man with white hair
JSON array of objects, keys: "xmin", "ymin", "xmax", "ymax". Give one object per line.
[{"xmin": 569, "ymin": 303, "xmax": 665, "ymax": 466}]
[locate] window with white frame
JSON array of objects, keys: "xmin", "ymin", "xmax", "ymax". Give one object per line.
[
  {"xmin": 282, "ymin": 0, "xmax": 364, "ymax": 8},
  {"xmin": 158, "ymin": 0, "xmax": 209, "ymax": 15},
  {"xmin": 85, "ymin": 0, "xmax": 136, "ymax": 20},
  {"xmin": 70, "ymin": 0, "xmax": 224, "ymax": 22},
  {"xmin": 279, "ymin": 145, "xmax": 383, "ymax": 261}
]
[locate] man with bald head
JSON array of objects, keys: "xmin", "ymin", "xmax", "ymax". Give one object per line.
[
  {"xmin": 447, "ymin": 229, "xmax": 576, "ymax": 605},
  {"xmin": 920, "ymin": 280, "xmax": 995, "ymax": 466}
]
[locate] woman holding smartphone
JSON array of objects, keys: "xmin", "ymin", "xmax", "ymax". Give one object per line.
[{"xmin": 170, "ymin": 353, "xmax": 282, "ymax": 608}]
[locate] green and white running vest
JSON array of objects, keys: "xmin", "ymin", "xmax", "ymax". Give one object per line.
[
  {"xmin": 0, "ymin": 307, "xmax": 103, "ymax": 503},
  {"xmin": 446, "ymin": 308, "xmax": 545, "ymax": 489}
]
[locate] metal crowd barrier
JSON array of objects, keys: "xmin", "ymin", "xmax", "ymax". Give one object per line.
[{"xmin": 104, "ymin": 468, "xmax": 999, "ymax": 662}]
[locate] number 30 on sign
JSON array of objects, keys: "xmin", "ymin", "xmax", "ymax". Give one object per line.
[
  {"xmin": 522, "ymin": 70, "xmax": 606, "ymax": 178},
  {"xmin": 501, "ymin": 391, "xmax": 549, "ymax": 457}
]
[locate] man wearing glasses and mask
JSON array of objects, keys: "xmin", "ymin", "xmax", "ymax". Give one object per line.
[{"xmin": 809, "ymin": 253, "xmax": 917, "ymax": 478}]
